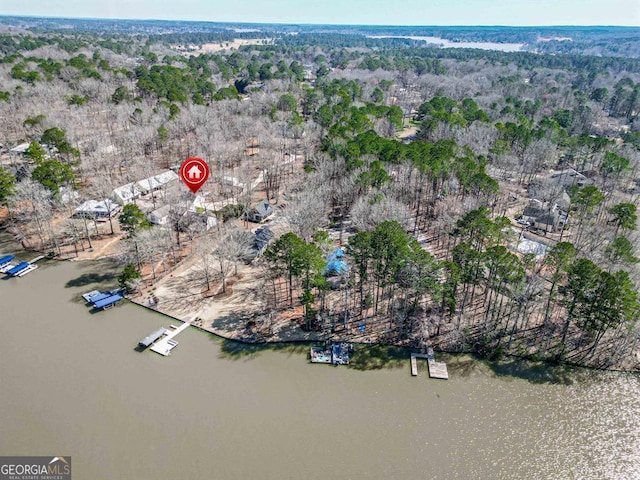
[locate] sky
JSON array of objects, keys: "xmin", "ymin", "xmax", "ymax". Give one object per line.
[{"xmin": 1, "ymin": 0, "xmax": 639, "ymax": 26}]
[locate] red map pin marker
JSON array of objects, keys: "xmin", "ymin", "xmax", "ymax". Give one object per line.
[{"xmin": 180, "ymin": 157, "xmax": 210, "ymax": 194}]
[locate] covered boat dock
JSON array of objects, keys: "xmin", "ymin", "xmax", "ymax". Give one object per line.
[
  {"xmin": 138, "ymin": 327, "xmax": 169, "ymax": 349},
  {"xmin": 6, "ymin": 261, "xmax": 37, "ymax": 277},
  {"xmin": 0, "ymin": 255, "xmax": 15, "ymax": 272},
  {"xmin": 93, "ymin": 294, "xmax": 124, "ymax": 310}
]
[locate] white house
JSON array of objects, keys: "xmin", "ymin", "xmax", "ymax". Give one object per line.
[
  {"xmin": 148, "ymin": 204, "xmax": 171, "ymax": 226},
  {"xmin": 111, "ymin": 182, "xmax": 143, "ymax": 205},
  {"xmin": 9, "ymin": 142, "xmax": 31, "ymax": 154},
  {"xmin": 73, "ymin": 199, "xmax": 120, "ymax": 219},
  {"xmin": 136, "ymin": 170, "xmax": 179, "ymax": 193}
]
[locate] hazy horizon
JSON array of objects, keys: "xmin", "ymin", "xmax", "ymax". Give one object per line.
[
  {"xmin": 2, "ymin": 13, "xmax": 640, "ymax": 29},
  {"xmin": 1, "ymin": 0, "xmax": 638, "ymax": 27}
]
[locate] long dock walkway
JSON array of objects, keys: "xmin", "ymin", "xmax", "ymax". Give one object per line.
[{"xmin": 150, "ymin": 321, "xmax": 190, "ymax": 356}]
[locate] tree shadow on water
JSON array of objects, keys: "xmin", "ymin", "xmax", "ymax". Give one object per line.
[
  {"xmin": 65, "ymin": 272, "xmax": 116, "ymax": 288},
  {"xmin": 219, "ymin": 340, "xmax": 414, "ymax": 371},
  {"xmin": 217, "ymin": 338, "xmax": 309, "ymax": 362},
  {"xmin": 485, "ymin": 357, "xmax": 575, "ymax": 385},
  {"xmin": 445, "ymin": 356, "xmax": 484, "ymax": 378},
  {"xmin": 348, "ymin": 344, "xmax": 407, "ymax": 371}
]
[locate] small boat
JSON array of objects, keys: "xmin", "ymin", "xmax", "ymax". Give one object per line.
[{"xmin": 81, "ymin": 290, "xmax": 102, "ymax": 303}]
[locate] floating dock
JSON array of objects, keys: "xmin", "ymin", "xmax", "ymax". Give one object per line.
[
  {"xmin": 310, "ymin": 343, "xmax": 352, "ymax": 365},
  {"xmin": 150, "ymin": 322, "xmax": 190, "ymax": 356},
  {"xmin": 331, "ymin": 343, "xmax": 351, "ymax": 365},
  {"xmin": 411, "ymin": 347, "xmax": 449, "ymax": 380},
  {"xmin": 3, "ymin": 255, "xmax": 44, "ymax": 277},
  {"xmin": 426, "ymin": 346, "xmax": 448, "ymax": 379},
  {"xmin": 410, "ymin": 355, "xmax": 418, "ymax": 376},
  {"xmin": 310, "ymin": 346, "xmax": 332, "ymax": 363}
]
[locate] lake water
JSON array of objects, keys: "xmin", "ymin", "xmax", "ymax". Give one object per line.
[
  {"xmin": 367, "ymin": 35, "xmax": 524, "ymax": 52},
  {"xmin": 1, "ymin": 258, "xmax": 639, "ymax": 480}
]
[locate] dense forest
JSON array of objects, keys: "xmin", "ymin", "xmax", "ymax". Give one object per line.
[{"xmin": 0, "ymin": 17, "xmax": 639, "ymax": 370}]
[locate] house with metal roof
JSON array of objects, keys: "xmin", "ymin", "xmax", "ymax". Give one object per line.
[
  {"xmin": 246, "ymin": 200, "xmax": 274, "ymax": 223},
  {"xmin": 111, "ymin": 182, "xmax": 143, "ymax": 205},
  {"xmin": 73, "ymin": 199, "xmax": 120, "ymax": 219},
  {"xmin": 138, "ymin": 328, "xmax": 168, "ymax": 348},
  {"xmin": 549, "ymin": 169, "xmax": 592, "ymax": 189},
  {"xmin": 148, "ymin": 204, "xmax": 171, "ymax": 226},
  {"xmin": 136, "ymin": 170, "xmax": 179, "ymax": 193}
]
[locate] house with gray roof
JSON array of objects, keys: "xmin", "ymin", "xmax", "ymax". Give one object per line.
[{"xmin": 246, "ymin": 200, "xmax": 274, "ymax": 223}]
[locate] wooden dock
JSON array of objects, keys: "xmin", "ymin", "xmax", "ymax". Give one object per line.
[
  {"xmin": 410, "ymin": 347, "xmax": 449, "ymax": 380},
  {"xmin": 150, "ymin": 322, "xmax": 190, "ymax": 356},
  {"xmin": 410, "ymin": 355, "xmax": 418, "ymax": 376}
]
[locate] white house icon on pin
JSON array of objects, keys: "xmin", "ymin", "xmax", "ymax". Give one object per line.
[{"xmin": 187, "ymin": 165, "xmax": 202, "ymax": 180}]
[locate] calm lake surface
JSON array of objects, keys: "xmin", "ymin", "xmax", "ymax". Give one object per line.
[
  {"xmin": 367, "ymin": 35, "xmax": 524, "ymax": 52},
  {"xmin": 1, "ymin": 257, "xmax": 639, "ymax": 480}
]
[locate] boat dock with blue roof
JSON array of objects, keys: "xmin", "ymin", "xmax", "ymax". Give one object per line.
[
  {"xmin": 6, "ymin": 261, "xmax": 37, "ymax": 277},
  {"xmin": 92, "ymin": 293, "xmax": 124, "ymax": 310},
  {"xmin": 83, "ymin": 288, "xmax": 125, "ymax": 308},
  {"xmin": 0, "ymin": 255, "xmax": 16, "ymax": 274},
  {"xmin": 2, "ymin": 255, "xmax": 45, "ymax": 277}
]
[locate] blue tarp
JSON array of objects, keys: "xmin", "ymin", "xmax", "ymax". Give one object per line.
[
  {"xmin": 0, "ymin": 255, "xmax": 15, "ymax": 266},
  {"xmin": 7, "ymin": 262, "xmax": 29, "ymax": 276},
  {"xmin": 325, "ymin": 260, "xmax": 348, "ymax": 275},
  {"xmin": 93, "ymin": 294, "xmax": 123, "ymax": 309},
  {"xmin": 327, "ymin": 249, "xmax": 345, "ymax": 263}
]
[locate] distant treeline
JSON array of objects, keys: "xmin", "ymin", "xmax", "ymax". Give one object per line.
[
  {"xmin": 273, "ymin": 35, "xmax": 640, "ymax": 73},
  {"xmin": 148, "ymin": 31, "xmax": 271, "ymax": 45}
]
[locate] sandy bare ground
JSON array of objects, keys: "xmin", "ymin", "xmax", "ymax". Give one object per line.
[
  {"xmin": 396, "ymin": 126, "xmax": 418, "ymax": 139},
  {"xmin": 137, "ymin": 256, "xmax": 268, "ymax": 338}
]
